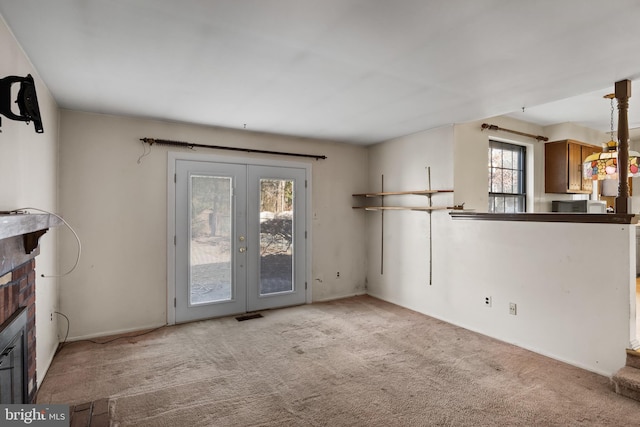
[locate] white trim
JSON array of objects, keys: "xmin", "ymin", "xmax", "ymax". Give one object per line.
[
  {"xmin": 312, "ymin": 291, "xmax": 366, "ymax": 303},
  {"xmin": 305, "ymin": 172, "xmax": 313, "ymax": 305},
  {"xmin": 167, "ymin": 151, "xmax": 313, "ymax": 325},
  {"xmin": 488, "ymin": 136, "xmax": 535, "ymax": 213},
  {"xmin": 167, "ymin": 156, "xmax": 177, "ymax": 325},
  {"xmin": 38, "ymin": 340, "xmax": 60, "ymax": 389},
  {"xmin": 66, "ymin": 323, "xmax": 167, "ymax": 342}
]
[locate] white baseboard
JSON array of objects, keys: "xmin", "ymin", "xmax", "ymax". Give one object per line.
[
  {"xmin": 66, "ymin": 323, "xmax": 167, "ymax": 342},
  {"xmin": 312, "ymin": 291, "xmax": 367, "ymax": 303}
]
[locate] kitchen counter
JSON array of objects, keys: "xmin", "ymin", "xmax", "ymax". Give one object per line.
[{"xmin": 449, "ymin": 212, "xmax": 638, "ymax": 224}]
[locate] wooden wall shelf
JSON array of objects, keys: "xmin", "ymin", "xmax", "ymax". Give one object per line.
[
  {"xmin": 353, "ymin": 205, "xmax": 462, "ymax": 211},
  {"xmin": 352, "ymin": 167, "xmax": 461, "ymax": 285},
  {"xmin": 353, "ymin": 189, "xmax": 453, "ymax": 197},
  {"xmin": 352, "ymin": 189, "xmax": 460, "ymax": 211}
]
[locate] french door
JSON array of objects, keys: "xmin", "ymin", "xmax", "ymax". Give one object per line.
[{"xmin": 174, "ymin": 159, "xmax": 307, "ymax": 323}]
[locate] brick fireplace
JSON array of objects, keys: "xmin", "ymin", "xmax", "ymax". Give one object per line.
[
  {"xmin": 0, "ymin": 259, "xmax": 36, "ymax": 403},
  {"xmin": 0, "ymin": 213, "xmax": 60, "ymax": 403}
]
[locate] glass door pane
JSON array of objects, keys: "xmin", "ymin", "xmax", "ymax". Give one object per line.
[
  {"xmin": 175, "ymin": 160, "xmax": 246, "ymax": 323},
  {"xmin": 190, "ymin": 175, "xmax": 232, "ymax": 304},
  {"xmin": 247, "ymin": 165, "xmax": 306, "ymax": 312},
  {"xmin": 259, "ymin": 178, "xmax": 294, "ymax": 295}
]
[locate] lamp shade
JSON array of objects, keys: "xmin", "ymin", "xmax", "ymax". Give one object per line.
[{"xmin": 583, "ymin": 143, "xmax": 640, "ymax": 180}]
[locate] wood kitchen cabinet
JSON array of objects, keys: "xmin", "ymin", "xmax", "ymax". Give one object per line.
[{"xmin": 545, "ymin": 139, "xmax": 599, "ymax": 194}]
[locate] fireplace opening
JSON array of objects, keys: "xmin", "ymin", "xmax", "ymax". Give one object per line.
[{"xmin": 0, "ymin": 307, "xmax": 27, "ymax": 403}]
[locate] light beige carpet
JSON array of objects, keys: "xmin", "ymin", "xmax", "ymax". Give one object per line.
[{"xmin": 37, "ymin": 296, "xmax": 639, "ymax": 426}]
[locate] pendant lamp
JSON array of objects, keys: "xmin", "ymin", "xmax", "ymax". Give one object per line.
[{"xmin": 583, "ymin": 94, "xmax": 640, "ymax": 180}]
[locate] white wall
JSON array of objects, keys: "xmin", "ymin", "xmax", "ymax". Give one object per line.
[
  {"xmin": 58, "ymin": 110, "xmax": 368, "ymax": 340},
  {"xmin": 444, "ymin": 220, "xmax": 634, "ymax": 376},
  {"xmin": 365, "ymin": 125, "xmax": 455, "ymax": 309},
  {"xmin": 367, "ymin": 123, "xmax": 635, "ymax": 375},
  {"xmin": 544, "ymin": 122, "xmax": 605, "ymax": 146},
  {"xmin": 0, "ymin": 17, "xmax": 60, "ymax": 386}
]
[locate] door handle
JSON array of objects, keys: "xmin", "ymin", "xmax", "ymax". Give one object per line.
[
  {"xmin": 239, "ymin": 247, "xmax": 246, "ymax": 253},
  {"xmin": 0, "ymin": 346, "xmax": 15, "ymax": 366}
]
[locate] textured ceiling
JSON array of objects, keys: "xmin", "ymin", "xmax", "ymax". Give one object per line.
[{"xmin": 2, "ymin": 0, "xmax": 640, "ymax": 144}]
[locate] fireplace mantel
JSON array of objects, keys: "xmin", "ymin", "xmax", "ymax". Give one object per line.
[
  {"xmin": 0, "ymin": 213, "xmax": 62, "ymax": 277},
  {"xmin": 0, "ymin": 213, "xmax": 62, "ymax": 241}
]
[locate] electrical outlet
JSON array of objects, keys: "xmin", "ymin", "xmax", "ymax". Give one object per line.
[
  {"xmin": 509, "ymin": 303, "xmax": 517, "ymax": 315},
  {"xmin": 484, "ymin": 296, "xmax": 492, "ymax": 307},
  {"xmin": 50, "ymin": 312, "xmax": 53, "ymax": 321},
  {"xmin": 336, "ymin": 272, "xmax": 340, "ymax": 278}
]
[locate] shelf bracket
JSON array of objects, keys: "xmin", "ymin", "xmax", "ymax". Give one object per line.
[
  {"xmin": 381, "ymin": 174, "xmax": 384, "ymax": 275},
  {"xmin": 427, "ymin": 167, "xmax": 433, "ymax": 286},
  {"xmin": 23, "ymin": 229, "xmax": 48, "ymax": 254}
]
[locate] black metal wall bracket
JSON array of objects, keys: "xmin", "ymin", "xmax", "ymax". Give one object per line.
[{"xmin": 0, "ymin": 74, "xmax": 43, "ymax": 133}]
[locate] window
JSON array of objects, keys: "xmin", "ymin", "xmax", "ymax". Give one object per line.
[{"xmin": 488, "ymin": 140, "xmax": 526, "ymax": 213}]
